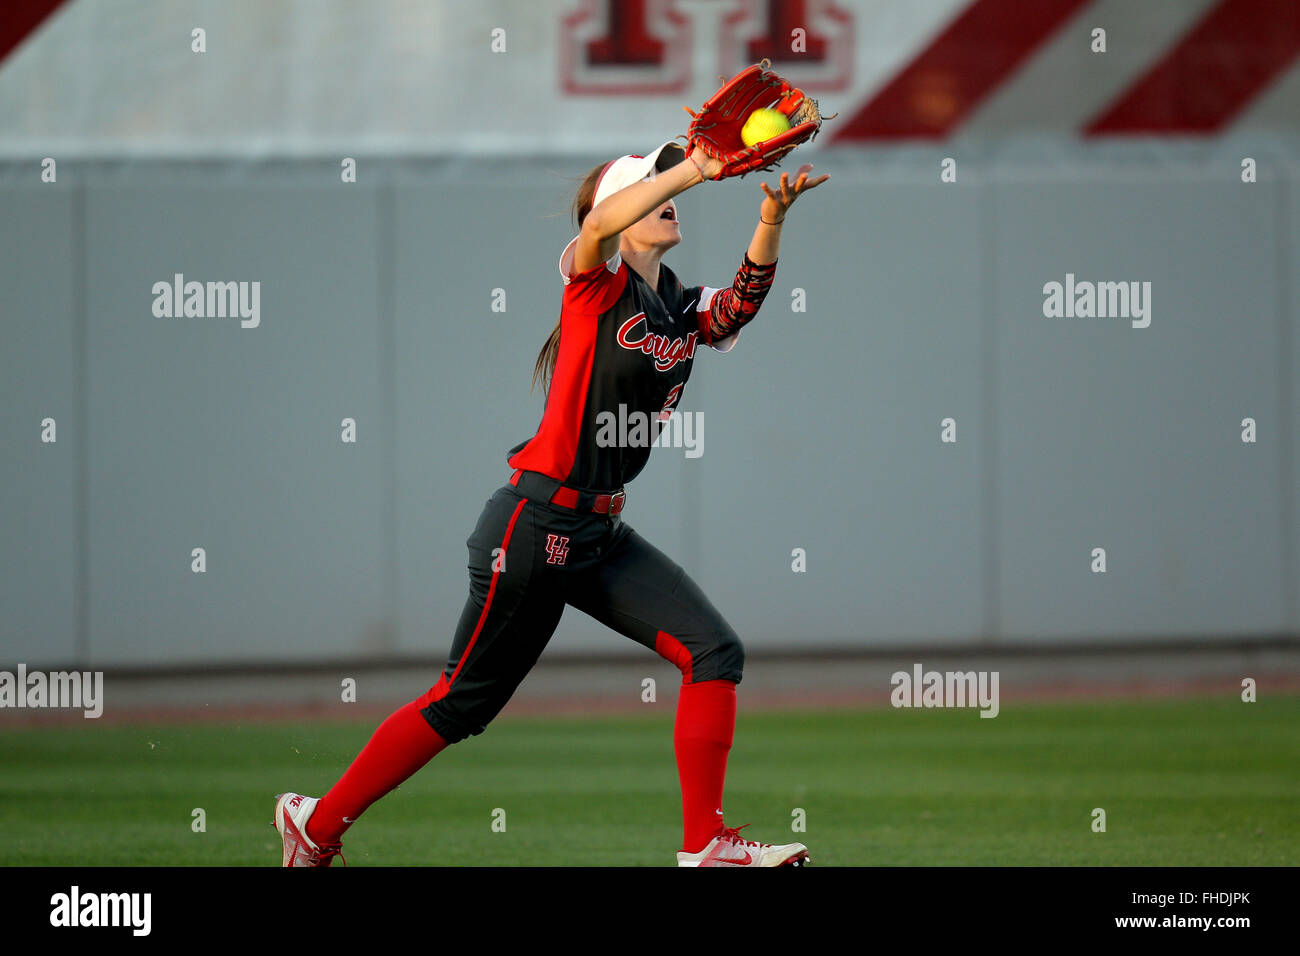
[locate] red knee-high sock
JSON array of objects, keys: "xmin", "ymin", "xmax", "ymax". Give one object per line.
[
  {"xmin": 306, "ymin": 699, "xmax": 448, "ymax": 846},
  {"xmin": 675, "ymin": 678, "xmax": 737, "ymax": 853}
]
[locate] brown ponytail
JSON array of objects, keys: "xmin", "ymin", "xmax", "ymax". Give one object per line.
[{"xmin": 531, "ymin": 161, "xmax": 609, "ymax": 395}]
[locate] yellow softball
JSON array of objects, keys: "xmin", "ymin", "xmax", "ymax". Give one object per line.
[{"xmin": 741, "ymin": 108, "xmax": 791, "ymax": 147}]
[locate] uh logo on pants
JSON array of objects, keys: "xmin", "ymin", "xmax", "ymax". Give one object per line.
[{"xmin": 545, "ymin": 534, "xmax": 570, "ymax": 566}]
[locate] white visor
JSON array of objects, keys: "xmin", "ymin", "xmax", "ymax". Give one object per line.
[{"xmin": 591, "ymin": 141, "xmax": 686, "ymax": 209}]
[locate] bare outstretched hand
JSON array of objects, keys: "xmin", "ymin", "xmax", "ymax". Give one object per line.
[{"xmin": 759, "ymin": 163, "xmax": 830, "ymax": 222}]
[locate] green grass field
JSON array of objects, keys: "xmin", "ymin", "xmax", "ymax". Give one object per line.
[{"xmin": 1, "ymin": 696, "xmax": 1296, "ymax": 866}]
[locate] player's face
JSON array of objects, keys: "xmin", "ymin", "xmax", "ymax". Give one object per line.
[{"xmin": 623, "ymin": 198, "xmax": 682, "ymax": 250}]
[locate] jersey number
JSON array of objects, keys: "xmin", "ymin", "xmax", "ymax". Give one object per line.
[{"xmin": 657, "ymin": 384, "xmax": 683, "ymax": 422}]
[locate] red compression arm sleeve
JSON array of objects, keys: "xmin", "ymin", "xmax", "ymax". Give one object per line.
[{"xmin": 704, "ymin": 254, "xmax": 776, "ymax": 344}]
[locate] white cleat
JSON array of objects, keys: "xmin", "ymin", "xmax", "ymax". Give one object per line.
[
  {"xmin": 676, "ymin": 824, "xmax": 810, "ymax": 867},
  {"xmin": 272, "ymin": 792, "xmax": 345, "ymax": 867}
]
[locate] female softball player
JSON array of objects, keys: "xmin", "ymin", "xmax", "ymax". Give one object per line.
[{"xmin": 274, "ymin": 140, "xmax": 828, "ymax": 868}]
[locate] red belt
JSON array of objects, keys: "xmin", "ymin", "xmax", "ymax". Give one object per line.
[{"xmin": 510, "ymin": 469, "xmax": 626, "ymax": 516}]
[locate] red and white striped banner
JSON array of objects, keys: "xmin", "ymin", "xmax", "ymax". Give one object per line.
[{"xmin": 1, "ymin": 0, "xmax": 1297, "ymax": 156}]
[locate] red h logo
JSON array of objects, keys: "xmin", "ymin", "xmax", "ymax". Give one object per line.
[{"xmin": 545, "ymin": 534, "xmax": 571, "ymax": 566}]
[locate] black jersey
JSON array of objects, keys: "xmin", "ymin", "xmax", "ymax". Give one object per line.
[{"xmin": 508, "ymin": 237, "xmax": 739, "ymax": 491}]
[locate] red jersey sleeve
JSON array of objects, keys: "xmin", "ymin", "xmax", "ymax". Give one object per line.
[{"xmin": 559, "ymin": 236, "xmax": 627, "ymax": 314}]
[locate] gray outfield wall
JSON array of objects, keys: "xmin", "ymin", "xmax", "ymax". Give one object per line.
[{"xmin": 1, "ymin": 146, "xmax": 1296, "ymax": 667}]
